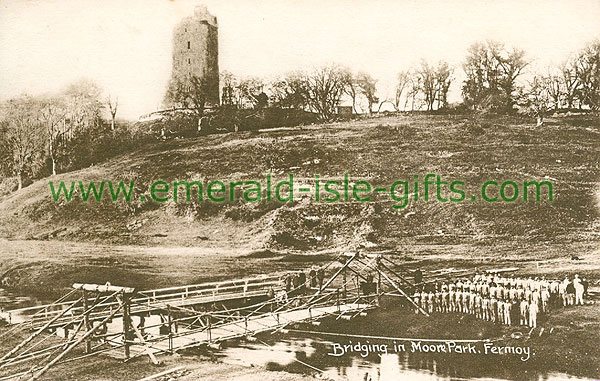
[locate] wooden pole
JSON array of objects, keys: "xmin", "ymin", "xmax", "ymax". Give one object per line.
[
  {"xmin": 123, "ymin": 292, "xmax": 131, "ymax": 359},
  {"xmin": 167, "ymin": 307, "xmax": 173, "ymax": 352},
  {"xmin": 82, "ymin": 290, "xmax": 92, "ymax": 354},
  {"xmin": 342, "ymin": 270, "xmax": 347, "ymax": 300},
  {"xmin": 30, "ymin": 295, "xmax": 129, "ymax": 381},
  {"xmin": 207, "ymin": 315, "xmax": 212, "ymax": 342},
  {"xmin": 0, "ymin": 297, "xmax": 82, "ymax": 366},
  {"xmin": 375, "ymin": 267, "xmax": 429, "ymax": 316},
  {"xmin": 307, "ymin": 253, "xmax": 356, "ymax": 304}
]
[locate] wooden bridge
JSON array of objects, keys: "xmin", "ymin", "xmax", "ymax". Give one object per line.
[{"xmin": 0, "ymin": 251, "xmax": 424, "ymax": 380}]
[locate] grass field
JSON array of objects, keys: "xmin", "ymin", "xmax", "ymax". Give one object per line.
[{"xmin": 0, "ymin": 113, "xmax": 599, "ymax": 379}]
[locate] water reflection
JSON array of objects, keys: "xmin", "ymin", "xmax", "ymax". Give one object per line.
[
  {"xmin": 0, "ymin": 288, "xmax": 40, "ymax": 312},
  {"xmin": 218, "ymin": 334, "xmax": 593, "ymax": 381}
]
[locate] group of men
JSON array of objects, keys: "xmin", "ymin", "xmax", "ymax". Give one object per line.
[
  {"xmin": 281, "ymin": 267, "xmax": 326, "ymax": 293},
  {"xmin": 412, "ymin": 272, "xmax": 589, "ymax": 329}
]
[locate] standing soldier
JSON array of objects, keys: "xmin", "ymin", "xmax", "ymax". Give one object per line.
[
  {"xmin": 524, "ymin": 286, "xmax": 532, "ymax": 304},
  {"xmin": 504, "ymin": 298, "xmax": 512, "ymax": 325},
  {"xmin": 462, "ymin": 289, "xmax": 470, "ymax": 314},
  {"xmin": 427, "ymin": 290, "xmax": 435, "ymax": 314},
  {"xmin": 441, "ymin": 286, "xmax": 449, "ymax": 313},
  {"xmin": 449, "ymin": 286, "xmax": 456, "ymax": 313},
  {"xmin": 508, "ymin": 285, "xmax": 517, "ymax": 303},
  {"xmin": 489, "ymin": 294, "xmax": 497, "ymax": 323},
  {"xmin": 292, "ymin": 273, "xmax": 300, "ymax": 292},
  {"xmin": 560, "ymin": 276, "xmax": 569, "ymax": 306},
  {"xmin": 532, "ymin": 288, "xmax": 541, "ymax": 310},
  {"xmin": 497, "ymin": 298, "xmax": 504, "ymax": 325},
  {"xmin": 469, "ymin": 290, "xmax": 476, "ymax": 315},
  {"xmin": 516, "ymin": 285, "xmax": 524, "ymax": 303},
  {"xmin": 474, "ymin": 292, "xmax": 482, "ymax": 319},
  {"xmin": 550, "ymin": 279, "xmax": 560, "ymax": 307},
  {"xmin": 520, "ymin": 298, "xmax": 529, "ymax": 326},
  {"xmin": 298, "ymin": 272, "xmax": 306, "ymax": 290},
  {"xmin": 566, "ymin": 279, "xmax": 575, "ymax": 306},
  {"xmin": 435, "ymin": 288, "xmax": 442, "ymax": 313},
  {"xmin": 482, "ymin": 295, "xmax": 490, "ymax": 321},
  {"xmin": 541, "ymin": 287, "xmax": 550, "ymax": 313},
  {"xmin": 317, "ymin": 267, "xmax": 325, "ymax": 290},
  {"xmin": 574, "ymin": 275, "xmax": 584, "ymax": 306},
  {"xmin": 309, "ymin": 267, "xmax": 317, "ymax": 288},
  {"xmin": 413, "ymin": 289, "xmax": 421, "ymax": 314},
  {"xmin": 529, "ymin": 299, "xmax": 539, "ymax": 328}
]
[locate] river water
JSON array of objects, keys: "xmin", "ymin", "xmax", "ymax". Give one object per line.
[
  {"xmin": 0, "ymin": 288, "xmax": 594, "ymax": 381},
  {"xmin": 0, "ymin": 287, "xmax": 43, "ymax": 313},
  {"xmin": 218, "ymin": 334, "xmax": 593, "ymax": 381}
]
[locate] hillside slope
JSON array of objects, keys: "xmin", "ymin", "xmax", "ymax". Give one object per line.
[{"xmin": 1, "ymin": 114, "xmax": 599, "ymax": 258}]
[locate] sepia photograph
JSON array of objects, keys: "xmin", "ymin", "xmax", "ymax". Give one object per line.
[{"xmin": 0, "ymin": 0, "xmax": 599, "ymax": 380}]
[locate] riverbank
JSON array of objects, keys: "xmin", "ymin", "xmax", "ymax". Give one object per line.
[{"xmin": 0, "ymin": 239, "xmax": 599, "ymax": 380}]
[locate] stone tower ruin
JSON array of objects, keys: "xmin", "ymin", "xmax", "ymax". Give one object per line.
[{"xmin": 168, "ymin": 5, "xmax": 219, "ymax": 107}]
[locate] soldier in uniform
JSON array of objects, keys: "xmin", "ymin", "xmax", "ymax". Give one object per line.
[
  {"xmin": 541, "ymin": 287, "xmax": 550, "ymax": 313},
  {"xmin": 529, "ymin": 299, "xmax": 539, "ymax": 328},
  {"xmin": 413, "ymin": 289, "xmax": 421, "ymax": 314},
  {"xmin": 520, "ymin": 297, "xmax": 529, "ymax": 326},
  {"xmin": 482, "ymin": 295, "xmax": 490, "ymax": 321},
  {"xmin": 317, "ymin": 268, "xmax": 325, "ymax": 289},
  {"xmin": 441, "ymin": 286, "xmax": 449, "ymax": 313},
  {"xmin": 474, "ymin": 292, "xmax": 482, "ymax": 319},
  {"xmin": 504, "ymin": 298, "xmax": 512, "ymax": 325},
  {"xmin": 468, "ymin": 290, "xmax": 475, "ymax": 315},
  {"xmin": 462, "ymin": 289, "xmax": 470, "ymax": 314},
  {"xmin": 497, "ymin": 298, "xmax": 504, "ymax": 324},
  {"xmin": 427, "ymin": 290, "xmax": 435, "ymax": 314},
  {"xmin": 489, "ymin": 294, "xmax": 497, "ymax": 323}
]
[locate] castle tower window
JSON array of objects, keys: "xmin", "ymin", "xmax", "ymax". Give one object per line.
[{"xmin": 187, "ymin": 41, "xmax": 190, "ymax": 49}]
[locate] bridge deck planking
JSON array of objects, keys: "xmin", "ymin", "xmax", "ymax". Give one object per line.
[{"xmin": 124, "ymin": 302, "xmax": 373, "ymax": 356}]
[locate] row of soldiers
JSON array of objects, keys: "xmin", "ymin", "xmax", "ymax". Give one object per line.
[{"xmin": 412, "ymin": 273, "xmax": 589, "ymax": 329}]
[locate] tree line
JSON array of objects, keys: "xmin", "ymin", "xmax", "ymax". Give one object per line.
[
  {"xmin": 164, "ymin": 39, "xmax": 599, "ymax": 123},
  {"xmin": 1, "ymin": 39, "xmax": 599, "ymax": 191},
  {"xmin": 0, "ymin": 80, "xmax": 142, "ymax": 190}
]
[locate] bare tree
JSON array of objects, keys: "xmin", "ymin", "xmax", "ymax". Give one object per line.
[
  {"xmin": 417, "ymin": 61, "xmax": 437, "ymax": 111},
  {"xmin": 220, "ymin": 71, "xmax": 238, "ymax": 106},
  {"xmin": 39, "ymin": 97, "xmax": 67, "ymax": 176},
  {"xmin": 107, "ymin": 95, "xmax": 118, "ymax": 131},
  {"xmin": 164, "ymin": 75, "xmax": 216, "ymax": 116},
  {"xmin": 394, "ymin": 71, "xmax": 411, "ymax": 111},
  {"xmin": 405, "ymin": 72, "xmax": 422, "ymax": 111},
  {"xmin": 302, "ymin": 65, "xmax": 347, "ymax": 121},
  {"xmin": 462, "ymin": 41, "xmax": 529, "ymax": 112},
  {"xmin": 546, "ymin": 71, "xmax": 563, "ymax": 111},
  {"xmin": 341, "ymin": 69, "xmax": 360, "ymax": 114},
  {"xmin": 236, "ymin": 77, "xmax": 265, "ymax": 108},
  {"xmin": 560, "ymin": 58, "xmax": 579, "ymax": 110},
  {"xmin": 574, "ymin": 40, "xmax": 600, "ymax": 110},
  {"xmin": 270, "ymin": 72, "xmax": 308, "ymax": 110},
  {"xmin": 61, "ymin": 79, "xmax": 103, "ymax": 142},
  {"xmin": 525, "ymin": 75, "xmax": 552, "ymax": 126},
  {"xmin": 0, "ymin": 96, "xmax": 45, "ymax": 189},
  {"xmin": 435, "ymin": 61, "xmax": 453, "ymax": 109},
  {"xmin": 356, "ymin": 72, "xmax": 378, "ymax": 114}
]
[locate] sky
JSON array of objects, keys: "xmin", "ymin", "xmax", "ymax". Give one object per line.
[{"xmin": 1, "ymin": 0, "xmax": 599, "ymax": 119}]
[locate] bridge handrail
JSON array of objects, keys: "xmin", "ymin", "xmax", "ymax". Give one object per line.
[{"xmin": 4, "ymin": 278, "xmax": 284, "ymax": 322}]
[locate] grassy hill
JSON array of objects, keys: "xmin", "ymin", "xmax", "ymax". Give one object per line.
[{"xmin": 0, "ymin": 113, "xmax": 598, "ymax": 259}]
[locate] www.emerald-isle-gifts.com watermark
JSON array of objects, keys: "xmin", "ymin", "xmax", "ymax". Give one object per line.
[{"xmin": 48, "ymin": 174, "xmax": 553, "ymax": 210}]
